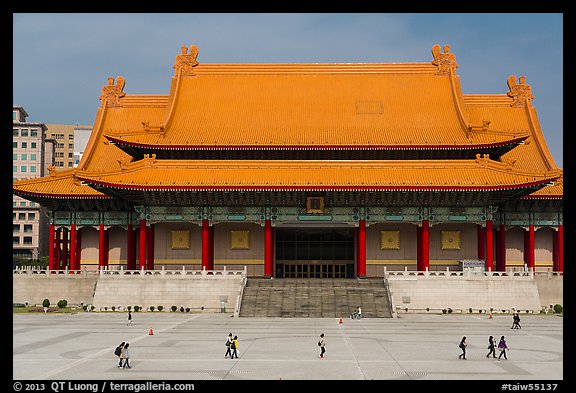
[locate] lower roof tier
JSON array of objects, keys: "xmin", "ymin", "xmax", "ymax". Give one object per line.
[{"xmin": 74, "ymin": 157, "xmax": 560, "ymax": 192}]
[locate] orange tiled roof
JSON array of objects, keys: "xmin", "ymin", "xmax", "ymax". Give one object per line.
[
  {"xmin": 75, "ymin": 156, "xmax": 561, "ymax": 191},
  {"xmin": 14, "ymin": 45, "xmax": 562, "ymax": 200},
  {"xmin": 12, "ymin": 169, "xmax": 110, "ymax": 199},
  {"xmin": 523, "ymin": 172, "xmax": 563, "ymax": 199},
  {"xmin": 103, "ymin": 62, "xmax": 527, "ymax": 150}
]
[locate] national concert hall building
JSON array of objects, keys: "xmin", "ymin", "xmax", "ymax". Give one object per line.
[{"xmin": 13, "ymin": 44, "xmax": 563, "ymax": 278}]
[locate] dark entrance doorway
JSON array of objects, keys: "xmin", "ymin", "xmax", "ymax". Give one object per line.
[{"xmin": 274, "ymin": 227, "xmax": 355, "ymax": 278}]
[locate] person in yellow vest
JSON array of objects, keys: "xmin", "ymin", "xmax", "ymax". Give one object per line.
[{"xmin": 230, "ymin": 336, "xmax": 239, "ymax": 359}]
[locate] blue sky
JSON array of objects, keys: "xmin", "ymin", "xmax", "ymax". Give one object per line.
[{"xmin": 13, "ymin": 13, "xmax": 563, "ymax": 167}]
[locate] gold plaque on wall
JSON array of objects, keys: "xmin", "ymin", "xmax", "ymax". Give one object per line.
[
  {"xmin": 381, "ymin": 230, "xmax": 400, "ymax": 250},
  {"xmin": 441, "ymin": 231, "xmax": 461, "ymax": 250},
  {"xmin": 231, "ymin": 230, "xmax": 250, "ymax": 250},
  {"xmin": 171, "ymin": 230, "xmax": 190, "ymax": 250}
]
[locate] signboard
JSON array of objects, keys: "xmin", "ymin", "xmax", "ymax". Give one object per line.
[{"xmin": 459, "ymin": 259, "xmax": 485, "ymax": 272}]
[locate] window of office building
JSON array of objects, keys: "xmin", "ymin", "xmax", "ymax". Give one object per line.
[
  {"xmin": 18, "ymin": 213, "xmax": 26, "ymax": 220},
  {"xmin": 13, "ymin": 237, "xmax": 19, "ymax": 245},
  {"xmin": 30, "ymin": 129, "xmax": 37, "ymax": 137},
  {"xmin": 24, "ymin": 224, "xmax": 33, "ymax": 233},
  {"xmin": 31, "ymin": 142, "xmax": 36, "ymax": 148},
  {"xmin": 28, "ymin": 213, "xmax": 35, "ymax": 220},
  {"xmin": 30, "ymin": 154, "xmax": 36, "ymax": 161},
  {"xmin": 21, "ymin": 142, "xmax": 27, "ymax": 148},
  {"xmin": 21, "ymin": 154, "xmax": 27, "ymax": 160},
  {"xmin": 30, "ymin": 166, "xmax": 36, "ymax": 173},
  {"xmin": 23, "ymin": 237, "xmax": 33, "ymax": 245},
  {"xmin": 21, "ymin": 129, "xmax": 28, "ymax": 137},
  {"xmin": 13, "ymin": 129, "xmax": 19, "ymax": 137},
  {"xmin": 13, "ymin": 224, "xmax": 19, "ymax": 232}
]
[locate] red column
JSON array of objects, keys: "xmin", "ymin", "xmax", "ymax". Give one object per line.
[
  {"xmin": 557, "ymin": 225, "xmax": 563, "ymax": 272},
  {"xmin": 139, "ymin": 219, "xmax": 147, "ymax": 270},
  {"xmin": 69, "ymin": 224, "xmax": 76, "ymax": 272},
  {"xmin": 416, "ymin": 225, "xmax": 422, "ymax": 270},
  {"xmin": 49, "ymin": 224, "xmax": 55, "ymax": 271},
  {"xmin": 209, "ymin": 224, "xmax": 215, "ymax": 269},
  {"xmin": 98, "ymin": 224, "xmax": 106, "ymax": 269},
  {"xmin": 104, "ymin": 227, "xmax": 110, "ymax": 267},
  {"xmin": 202, "ymin": 220, "xmax": 212, "ymax": 270},
  {"xmin": 264, "ymin": 219, "xmax": 273, "ymax": 278},
  {"xmin": 356, "ymin": 220, "xmax": 366, "ymax": 278},
  {"xmin": 498, "ymin": 224, "xmax": 506, "ymax": 271},
  {"xmin": 477, "ymin": 224, "xmax": 485, "ymax": 261},
  {"xmin": 421, "ymin": 220, "xmax": 429, "ymax": 271},
  {"xmin": 485, "ymin": 220, "xmax": 493, "ymax": 271},
  {"xmin": 527, "ymin": 224, "xmax": 535, "ymax": 271},
  {"xmin": 126, "ymin": 224, "xmax": 135, "ymax": 270},
  {"xmin": 55, "ymin": 228, "xmax": 61, "ymax": 270},
  {"xmin": 495, "ymin": 226, "xmax": 501, "ymax": 271},
  {"xmin": 147, "ymin": 224, "xmax": 155, "ymax": 270},
  {"xmin": 61, "ymin": 228, "xmax": 68, "ymax": 270},
  {"xmin": 76, "ymin": 229, "xmax": 82, "ymax": 270}
]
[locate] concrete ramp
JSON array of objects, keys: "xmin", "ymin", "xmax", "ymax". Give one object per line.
[{"xmin": 387, "ymin": 272, "xmax": 543, "ymax": 313}]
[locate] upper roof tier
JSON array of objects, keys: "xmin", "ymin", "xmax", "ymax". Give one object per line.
[{"xmin": 101, "ymin": 44, "xmax": 530, "ymax": 151}]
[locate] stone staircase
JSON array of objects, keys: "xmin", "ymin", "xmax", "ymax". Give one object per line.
[{"xmin": 238, "ymin": 278, "xmax": 392, "ymax": 318}]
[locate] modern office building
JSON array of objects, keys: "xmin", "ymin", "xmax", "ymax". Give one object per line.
[
  {"xmin": 45, "ymin": 124, "xmax": 92, "ymax": 170},
  {"xmin": 12, "ymin": 45, "xmax": 563, "ymax": 276},
  {"xmin": 12, "ymin": 106, "xmax": 54, "ymax": 259}
]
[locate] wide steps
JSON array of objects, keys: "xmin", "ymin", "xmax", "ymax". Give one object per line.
[{"xmin": 239, "ymin": 278, "xmax": 392, "ymax": 318}]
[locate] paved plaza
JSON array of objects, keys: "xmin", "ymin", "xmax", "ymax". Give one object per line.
[{"xmin": 13, "ymin": 312, "xmax": 563, "ymax": 382}]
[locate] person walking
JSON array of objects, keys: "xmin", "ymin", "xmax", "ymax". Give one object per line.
[
  {"xmin": 458, "ymin": 336, "xmax": 467, "ymax": 359},
  {"xmin": 498, "ymin": 336, "xmax": 508, "ymax": 360},
  {"xmin": 357, "ymin": 306, "xmax": 362, "ymax": 319},
  {"xmin": 230, "ymin": 335, "xmax": 239, "ymax": 359},
  {"xmin": 318, "ymin": 333, "xmax": 326, "ymax": 359},
  {"xmin": 127, "ymin": 310, "xmax": 133, "ymax": 326},
  {"xmin": 515, "ymin": 313, "xmax": 521, "ymax": 329},
  {"xmin": 115, "ymin": 342, "xmax": 125, "ymax": 367},
  {"xmin": 486, "ymin": 335, "xmax": 496, "ymax": 358},
  {"xmin": 224, "ymin": 333, "xmax": 233, "ymax": 358},
  {"xmin": 121, "ymin": 343, "xmax": 131, "ymax": 368}
]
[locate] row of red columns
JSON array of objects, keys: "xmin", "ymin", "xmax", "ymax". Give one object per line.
[
  {"xmin": 48, "ymin": 225, "xmax": 81, "ymax": 271},
  {"xmin": 48, "ymin": 219, "xmax": 563, "ymax": 274}
]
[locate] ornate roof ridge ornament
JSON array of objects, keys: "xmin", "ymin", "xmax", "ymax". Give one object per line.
[
  {"xmin": 431, "ymin": 44, "xmax": 458, "ymax": 76},
  {"xmin": 99, "ymin": 76, "xmax": 126, "ymax": 108},
  {"xmin": 173, "ymin": 45, "xmax": 199, "ymax": 76},
  {"xmin": 507, "ymin": 75, "xmax": 534, "ymax": 108}
]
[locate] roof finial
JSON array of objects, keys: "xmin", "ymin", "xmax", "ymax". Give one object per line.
[
  {"xmin": 99, "ymin": 76, "xmax": 126, "ymax": 108},
  {"xmin": 431, "ymin": 44, "xmax": 458, "ymax": 75},
  {"xmin": 507, "ymin": 75, "xmax": 534, "ymax": 108},
  {"xmin": 173, "ymin": 45, "xmax": 199, "ymax": 76}
]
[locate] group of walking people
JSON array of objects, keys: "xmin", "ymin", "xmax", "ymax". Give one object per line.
[
  {"xmin": 114, "ymin": 342, "xmax": 131, "ymax": 368},
  {"xmin": 224, "ymin": 333, "xmax": 239, "ymax": 359},
  {"xmin": 459, "ymin": 335, "xmax": 508, "ymax": 360}
]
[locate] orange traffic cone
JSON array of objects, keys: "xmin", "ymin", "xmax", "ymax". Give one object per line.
[
  {"xmin": 149, "ymin": 327, "xmax": 154, "ymax": 335},
  {"xmin": 489, "ymin": 313, "xmax": 493, "ymax": 319}
]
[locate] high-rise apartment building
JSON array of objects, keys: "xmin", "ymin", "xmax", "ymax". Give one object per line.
[{"xmin": 13, "ymin": 106, "xmax": 55, "ymax": 259}]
